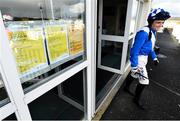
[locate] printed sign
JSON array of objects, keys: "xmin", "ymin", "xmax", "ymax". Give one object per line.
[
  {"xmin": 45, "ymin": 24, "xmax": 69, "ymax": 64},
  {"xmin": 7, "ymin": 26, "xmax": 48, "ymax": 79},
  {"xmin": 68, "ymin": 22, "xmax": 84, "ymax": 55}
]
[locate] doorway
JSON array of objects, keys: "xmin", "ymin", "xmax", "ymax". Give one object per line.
[
  {"xmin": 96, "ymin": 0, "xmax": 128, "ymax": 108},
  {"xmin": 95, "ymin": 0, "xmax": 142, "ymax": 109}
]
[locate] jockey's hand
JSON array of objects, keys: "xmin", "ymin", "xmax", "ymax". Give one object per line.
[{"xmin": 153, "ymin": 58, "xmax": 159, "ymax": 66}]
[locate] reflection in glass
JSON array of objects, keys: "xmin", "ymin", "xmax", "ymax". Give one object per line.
[
  {"xmin": 4, "ymin": 113, "xmax": 17, "ymax": 120},
  {"xmin": 102, "ymin": 0, "xmax": 128, "ymax": 36},
  {"xmin": 0, "ymin": 0, "xmax": 86, "ymax": 92},
  {"xmin": 96, "ymin": 68, "xmax": 116, "ymax": 105},
  {"xmin": 28, "ymin": 70, "xmax": 85, "ymax": 120},
  {"xmin": 61, "ymin": 69, "xmax": 84, "ymax": 105},
  {"xmin": 52, "ymin": 0, "xmax": 85, "ymax": 56},
  {"xmin": 52, "ymin": 0, "xmax": 85, "ymax": 20},
  {"xmin": 126, "ymin": 38, "xmax": 133, "ymax": 64},
  {"xmin": 0, "ymin": 72, "xmax": 10, "ymax": 107},
  {"xmin": 101, "ymin": 40, "xmax": 123, "ymax": 69},
  {"xmin": 129, "ymin": 0, "xmax": 138, "ymax": 35}
]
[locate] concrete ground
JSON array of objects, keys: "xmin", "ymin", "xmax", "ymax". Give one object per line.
[{"xmin": 101, "ymin": 29, "xmax": 180, "ymax": 120}]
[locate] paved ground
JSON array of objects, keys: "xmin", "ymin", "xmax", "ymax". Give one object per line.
[{"xmin": 101, "ymin": 29, "xmax": 180, "ymax": 120}]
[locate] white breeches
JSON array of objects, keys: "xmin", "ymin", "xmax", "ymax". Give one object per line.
[{"xmin": 131, "ymin": 55, "xmax": 149, "ymax": 85}]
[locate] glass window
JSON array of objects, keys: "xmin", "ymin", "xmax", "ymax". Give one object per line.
[
  {"xmin": 96, "ymin": 68, "xmax": 117, "ymax": 105},
  {"xmin": 101, "ymin": 40, "xmax": 123, "ymax": 69},
  {"xmin": 61, "ymin": 69, "xmax": 85, "ymax": 106},
  {"xmin": 3, "ymin": 113, "xmax": 17, "ymax": 120},
  {"xmin": 126, "ymin": 38, "xmax": 133, "ymax": 64},
  {"xmin": 0, "ymin": 0, "xmax": 86, "ymax": 92},
  {"xmin": 129, "ymin": 0, "xmax": 138, "ymax": 35},
  {"xmin": 28, "ymin": 69, "xmax": 86, "ymax": 120},
  {"xmin": 0, "ymin": 72, "xmax": 10, "ymax": 107},
  {"xmin": 102, "ymin": 0, "xmax": 128, "ymax": 36}
]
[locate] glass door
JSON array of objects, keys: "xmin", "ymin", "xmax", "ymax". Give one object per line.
[
  {"xmin": 98, "ymin": 0, "xmax": 129, "ymax": 74},
  {"xmin": 98, "ymin": 0, "xmax": 140, "ymax": 74},
  {"xmin": 96, "ymin": 0, "xmax": 141, "ymax": 109}
]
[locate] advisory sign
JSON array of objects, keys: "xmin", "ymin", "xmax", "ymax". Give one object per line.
[
  {"xmin": 8, "ymin": 27, "xmax": 48, "ymax": 78},
  {"xmin": 68, "ymin": 23, "xmax": 84, "ymax": 55},
  {"xmin": 45, "ymin": 23, "xmax": 69, "ymax": 64}
]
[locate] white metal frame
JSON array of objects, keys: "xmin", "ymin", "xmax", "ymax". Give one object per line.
[
  {"xmin": 128, "ymin": 0, "xmax": 144, "ymax": 37},
  {"xmin": 0, "ymin": 0, "xmax": 97, "ymax": 119},
  {"xmin": 0, "ymin": 11, "xmax": 32, "ymax": 120},
  {"xmin": 128, "ymin": 0, "xmax": 139, "ymax": 36},
  {"xmin": 86, "ymin": 0, "xmax": 97, "ymax": 119},
  {"xmin": 0, "ymin": 63, "xmax": 16, "ymax": 120},
  {"xmin": 24, "ymin": 61, "xmax": 87, "ymax": 104},
  {"xmin": 97, "ymin": 0, "xmax": 139, "ymax": 74},
  {"xmin": 0, "ymin": 103, "xmax": 16, "ymax": 120}
]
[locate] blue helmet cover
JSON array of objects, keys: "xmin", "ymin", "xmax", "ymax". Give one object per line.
[{"xmin": 147, "ymin": 8, "xmax": 171, "ymax": 24}]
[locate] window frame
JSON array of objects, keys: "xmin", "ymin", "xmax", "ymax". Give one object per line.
[{"xmin": 0, "ymin": 0, "xmax": 95, "ymax": 119}]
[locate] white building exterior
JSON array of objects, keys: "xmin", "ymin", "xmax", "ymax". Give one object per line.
[{"xmin": 0, "ymin": 0, "xmax": 152, "ymax": 120}]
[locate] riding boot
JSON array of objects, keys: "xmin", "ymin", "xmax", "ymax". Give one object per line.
[
  {"xmin": 124, "ymin": 75, "xmax": 135, "ymax": 95},
  {"xmin": 133, "ymin": 83, "xmax": 147, "ymax": 109}
]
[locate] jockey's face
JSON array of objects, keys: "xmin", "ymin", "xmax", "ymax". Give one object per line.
[{"xmin": 152, "ymin": 20, "xmax": 165, "ymax": 31}]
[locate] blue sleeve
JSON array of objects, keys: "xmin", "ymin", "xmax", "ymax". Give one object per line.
[
  {"xmin": 130, "ymin": 31, "xmax": 148, "ymax": 67},
  {"xmin": 149, "ymin": 50, "xmax": 157, "ymax": 60}
]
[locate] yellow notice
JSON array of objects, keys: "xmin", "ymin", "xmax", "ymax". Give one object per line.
[
  {"xmin": 10, "ymin": 29, "xmax": 47, "ymax": 75},
  {"xmin": 45, "ymin": 25, "xmax": 69, "ymax": 63},
  {"xmin": 68, "ymin": 23, "xmax": 84, "ymax": 55}
]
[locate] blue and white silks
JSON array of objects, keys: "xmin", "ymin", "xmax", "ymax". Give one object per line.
[
  {"xmin": 130, "ymin": 27, "xmax": 157, "ymax": 85},
  {"xmin": 130, "ymin": 27, "xmax": 157, "ymax": 68}
]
